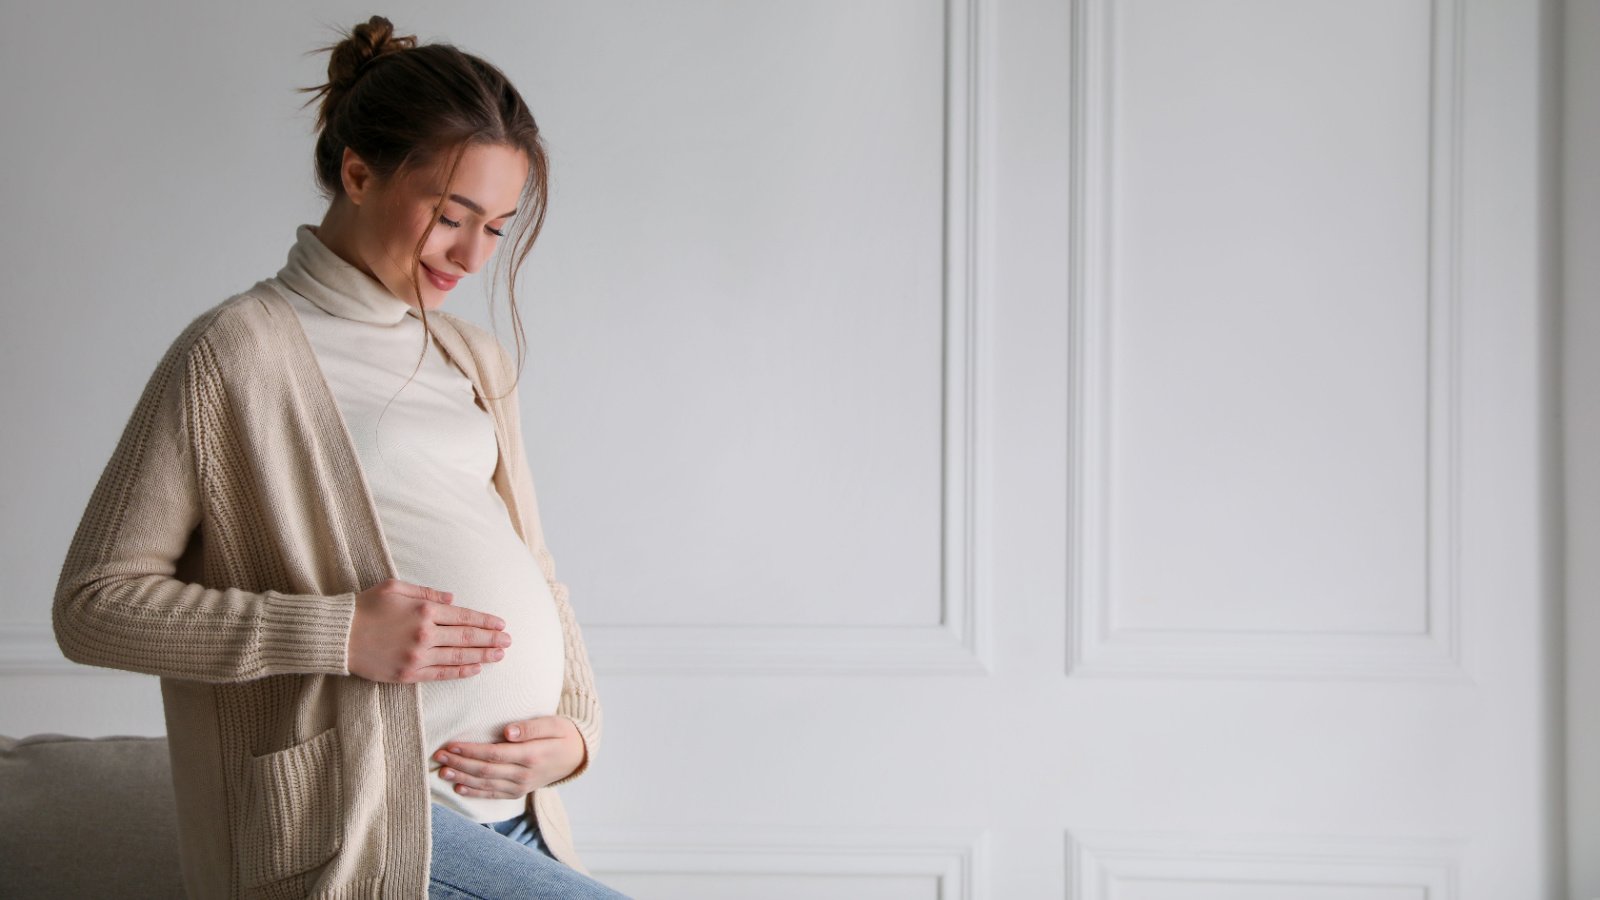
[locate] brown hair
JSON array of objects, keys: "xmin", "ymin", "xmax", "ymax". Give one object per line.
[{"xmin": 295, "ymin": 15, "xmax": 548, "ymax": 401}]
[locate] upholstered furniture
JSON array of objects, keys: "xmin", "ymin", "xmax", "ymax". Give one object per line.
[{"xmin": 0, "ymin": 733, "xmax": 183, "ymax": 898}]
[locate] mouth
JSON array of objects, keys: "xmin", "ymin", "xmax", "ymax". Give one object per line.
[{"xmin": 421, "ymin": 262, "xmax": 461, "ymax": 292}]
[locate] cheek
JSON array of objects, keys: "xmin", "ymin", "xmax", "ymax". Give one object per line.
[
  {"xmin": 419, "ymin": 221, "xmax": 458, "ymax": 261},
  {"xmin": 374, "ymin": 213, "xmax": 434, "ymax": 276}
]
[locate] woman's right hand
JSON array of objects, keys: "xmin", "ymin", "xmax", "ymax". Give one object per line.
[{"xmin": 346, "ymin": 578, "xmax": 511, "ymax": 683}]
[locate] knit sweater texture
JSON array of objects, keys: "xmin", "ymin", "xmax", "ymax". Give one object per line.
[
  {"xmin": 277, "ymin": 224, "xmax": 567, "ymax": 823},
  {"xmin": 51, "ymin": 233, "xmax": 602, "ymax": 899}
]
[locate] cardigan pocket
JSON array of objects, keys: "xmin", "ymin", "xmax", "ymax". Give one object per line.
[{"xmin": 241, "ymin": 725, "xmax": 345, "ymax": 889}]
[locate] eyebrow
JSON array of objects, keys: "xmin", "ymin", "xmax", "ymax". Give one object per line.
[{"xmin": 436, "ymin": 192, "xmax": 517, "ymax": 219}]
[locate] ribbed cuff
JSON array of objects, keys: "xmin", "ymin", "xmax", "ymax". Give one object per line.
[
  {"xmin": 546, "ymin": 694, "xmax": 601, "ymax": 788},
  {"xmin": 258, "ymin": 590, "xmax": 359, "ymax": 676}
]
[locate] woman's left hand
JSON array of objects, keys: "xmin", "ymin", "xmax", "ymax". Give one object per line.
[{"xmin": 432, "ymin": 715, "xmax": 586, "ymax": 800}]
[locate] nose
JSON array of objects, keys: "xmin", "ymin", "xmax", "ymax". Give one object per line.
[{"xmin": 447, "ymin": 228, "xmax": 496, "ymax": 276}]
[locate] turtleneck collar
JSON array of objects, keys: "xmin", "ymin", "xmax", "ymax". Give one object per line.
[{"xmin": 276, "ymin": 224, "xmax": 418, "ymax": 326}]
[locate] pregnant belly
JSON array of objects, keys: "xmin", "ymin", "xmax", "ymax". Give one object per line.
[{"xmin": 395, "ymin": 530, "xmax": 567, "ymax": 758}]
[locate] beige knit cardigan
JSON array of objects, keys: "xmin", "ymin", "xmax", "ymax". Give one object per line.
[{"xmin": 52, "ymin": 280, "xmax": 603, "ymax": 899}]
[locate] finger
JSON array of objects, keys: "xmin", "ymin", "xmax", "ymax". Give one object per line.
[
  {"xmin": 424, "ymin": 645, "xmax": 505, "ymax": 669},
  {"xmin": 388, "ymin": 580, "xmax": 455, "ymax": 604},
  {"xmin": 436, "ymin": 603, "xmax": 507, "ymax": 632},
  {"xmin": 437, "ymin": 623, "xmax": 512, "ymax": 649},
  {"xmin": 505, "ymin": 717, "xmax": 555, "ymax": 741},
  {"xmin": 453, "ymin": 784, "xmax": 518, "ymax": 800},
  {"xmin": 440, "ymin": 741, "xmax": 506, "ymax": 764},
  {"xmin": 437, "ymin": 752, "xmax": 518, "ymax": 781},
  {"xmin": 418, "ymin": 662, "xmax": 483, "ymax": 681},
  {"xmin": 439, "ymin": 763, "xmax": 525, "ymax": 795}
]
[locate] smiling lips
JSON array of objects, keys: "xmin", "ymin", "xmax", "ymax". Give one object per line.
[{"xmin": 421, "ymin": 262, "xmax": 461, "ymax": 291}]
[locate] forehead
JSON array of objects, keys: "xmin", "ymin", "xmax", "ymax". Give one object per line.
[{"xmin": 408, "ymin": 143, "xmax": 530, "ymax": 207}]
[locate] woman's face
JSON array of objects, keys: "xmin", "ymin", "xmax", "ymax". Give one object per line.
[{"xmin": 350, "ymin": 142, "xmax": 531, "ymax": 311}]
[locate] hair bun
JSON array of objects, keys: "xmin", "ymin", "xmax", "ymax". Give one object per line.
[{"xmin": 331, "ymin": 15, "xmax": 417, "ymax": 90}]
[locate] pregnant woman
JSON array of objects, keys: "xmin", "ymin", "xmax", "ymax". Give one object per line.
[{"xmin": 52, "ymin": 15, "xmax": 628, "ymax": 899}]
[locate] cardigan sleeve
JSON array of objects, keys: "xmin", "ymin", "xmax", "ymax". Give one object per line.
[
  {"xmin": 485, "ymin": 339, "xmax": 603, "ymax": 790},
  {"xmin": 52, "ymin": 318, "xmax": 357, "ymax": 683}
]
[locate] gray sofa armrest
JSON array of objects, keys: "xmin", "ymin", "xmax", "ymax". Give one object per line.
[{"xmin": 0, "ymin": 733, "xmax": 184, "ymax": 899}]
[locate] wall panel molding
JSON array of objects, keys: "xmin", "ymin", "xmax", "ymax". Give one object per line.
[
  {"xmin": 1065, "ymin": 0, "xmax": 1467, "ymax": 681},
  {"xmin": 0, "ymin": 623, "xmax": 77, "ymax": 675},
  {"xmin": 1065, "ymin": 830, "xmax": 1461, "ymax": 900},
  {"xmin": 581, "ymin": 824, "xmax": 988, "ymax": 899},
  {"xmin": 585, "ymin": 0, "xmax": 995, "ymax": 675}
]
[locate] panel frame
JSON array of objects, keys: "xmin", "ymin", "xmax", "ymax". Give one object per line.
[
  {"xmin": 579, "ymin": 0, "xmax": 997, "ymax": 675},
  {"xmin": 1065, "ymin": 0, "xmax": 1468, "ymax": 681},
  {"xmin": 1066, "ymin": 830, "xmax": 1462, "ymax": 900},
  {"xmin": 579, "ymin": 823, "xmax": 988, "ymax": 900}
]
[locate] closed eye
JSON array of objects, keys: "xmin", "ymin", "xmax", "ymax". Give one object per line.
[{"xmin": 439, "ymin": 215, "xmax": 506, "ymax": 238}]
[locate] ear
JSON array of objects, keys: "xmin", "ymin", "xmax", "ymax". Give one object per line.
[{"xmin": 340, "ymin": 147, "xmax": 377, "ymax": 206}]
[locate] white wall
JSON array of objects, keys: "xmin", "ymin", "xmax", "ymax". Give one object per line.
[
  {"xmin": 0, "ymin": 2, "xmax": 338, "ymax": 732},
  {"xmin": 1565, "ymin": 1, "xmax": 1600, "ymax": 895},
  {"xmin": 0, "ymin": 1, "xmax": 1576, "ymax": 896}
]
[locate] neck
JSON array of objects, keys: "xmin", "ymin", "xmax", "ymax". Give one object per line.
[{"xmin": 314, "ymin": 199, "xmax": 375, "ymax": 281}]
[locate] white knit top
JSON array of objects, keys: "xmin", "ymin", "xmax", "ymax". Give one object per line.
[{"xmin": 274, "ymin": 223, "xmax": 565, "ymax": 823}]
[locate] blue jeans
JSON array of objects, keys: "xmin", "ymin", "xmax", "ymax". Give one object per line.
[{"xmin": 428, "ymin": 802, "xmax": 632, "ymax": 899}]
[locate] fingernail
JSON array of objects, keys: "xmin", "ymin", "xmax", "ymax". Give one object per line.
[
  {"xmin": 449, "ymin": 746, "xmax": 462, "ymax": 754},
  {"xmin": 491, "ymin": 649, "xmax": 504, "ymax": 661},
  {"xmin": 441, "ymin": 769, "xmax": 454, "ymax": 780},
  {"xmin": 507, "ymin": 726, "xmax": 520, "ymax": 739},
  {"xmin": 435, "ymin": 752, "xmax": 448, "ymax": 763}
]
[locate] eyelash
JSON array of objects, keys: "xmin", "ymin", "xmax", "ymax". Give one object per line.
[{"xmin": 439, "ymin": 215, "xmax": 506, "ymax": 238}]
